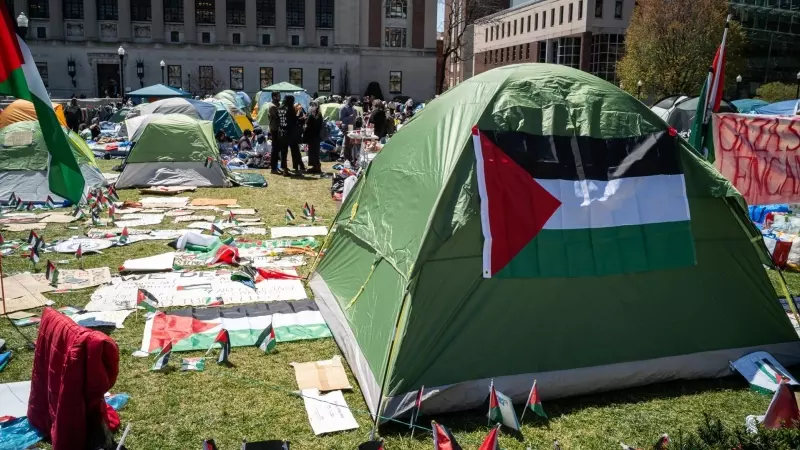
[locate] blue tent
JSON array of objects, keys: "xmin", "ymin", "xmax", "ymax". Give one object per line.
[
  {"xmin": 127, "ymin": 83, "xmax": 191, "ymax": 99},
  {"xmin": 755, "ymin": 99, "xmax": 800, "ymax": 116},
  {"xmin": 732, "ymin": 99, "xmax": 768, "ymax": 114}
]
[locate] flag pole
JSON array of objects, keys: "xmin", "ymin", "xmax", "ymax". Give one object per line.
[
  {"xmin": 488, "ymin": 379, "xmax": 494, "ymax": 426},
  {"xmin": 519, "ymin": 379, "xmax": 536, "ymax": 422},
  {"xmin": 0, "ymin": 251, "xmax": 6, "ymax": 316},
  {"xmin": 703, "ymin": 14, "xmax": 731, "ymax": 127}
]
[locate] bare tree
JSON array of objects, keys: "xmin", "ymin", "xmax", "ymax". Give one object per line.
[
  {"xmin": 185, "ymin": 67, "xmax": 226, "ymax": 97},
  {"xmin": 439, "ymin": 0, "xmax": 505, "ymax": 94},
  {"xmin": 339, "ymin": 62, "xmax": 351, "ymax": 96}
]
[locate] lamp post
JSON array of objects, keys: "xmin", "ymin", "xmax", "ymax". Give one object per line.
[
  {"xmin": 331, "ymin": 75, "xmax": 336, "ymax": 96},
  {"xmin": 637, "ymin": 80, "xmax": 643, "ymax": 100},
  {"xmin": 16, "ymin": 13, "xmax": 28, "ymax": 39},
  {"xmin": 736, "ymin": 75, "xmax": 743, "ymax": 100},
  {"xmin": 796, "ymin": 71, "xmax": 800, "ymax": 100},
  {"xmin": 117, "ymin": 46, "xmax": 125, "ymax": 100},
  {"xmin": 136, "ymin": 59, "xmax": 145, "ymax": 88},
  {"xmin": 160, "ymin": 60, "xmax": 166, "ymax": 84},
  {"xmin": 67, "ymin": 57, "xmax": 77, "ymax": 87}
]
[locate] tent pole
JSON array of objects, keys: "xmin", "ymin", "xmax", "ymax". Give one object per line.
[
  {"xmin": 776, "ymin": 269, "xmax": 800, "ymax": 331},
  {"xmin": 0, "ymin": 251, "xmax": 6, "ymax": 315}
]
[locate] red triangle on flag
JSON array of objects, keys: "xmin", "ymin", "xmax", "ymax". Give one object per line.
[
  {"xmin": 477, "ymin": 425, "xmax": 500, "ymax": 450},
  {"xmin": 148, "ymin": 312, "xmax": 217, "ymax": 352}
]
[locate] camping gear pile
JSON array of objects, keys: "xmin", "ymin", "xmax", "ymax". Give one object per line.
[{"xmin": 751, "ymin": 204, "xmax": 800, "ymax": 270}]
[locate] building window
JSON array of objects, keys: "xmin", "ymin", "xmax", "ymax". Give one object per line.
[
  {"xmin": 556, "ymin": 36, "xmax": 581, "ymax": 68},
  {"xmin": 289, "ymin": 68, "xmax": 303, "ymax": 87},
  {"xmin": 385, "ymin": 27, "xmax": 406, "ymax": 47},
  {"xmin": 35, "ymin": 63, "xmax": 48, "ymax": 88},
  {"xmin": 501, "ymin": 23, "xmax": 504, "ymax": 38},
  {"xmin": 590, "ymin": 33, "xmax": 625, "ymax": 83},
  {"xmin": 568, "ymin": 3, "xmax": 573, "ymax": 22},
  {"xmin": 493, "ymin": 49, "xmax": 498, "ymax": 64},
  {"xmin": 256, "ymin": 0, "xmax": 275, "ymax": 26},
  {"xmin": 485, "ymin": 30, "xmax": 488, "ymax": 43},
  {"xmin": 389, "ymin": 71, "xmax": 402, "ymax": 94},
  {"xmin": 614, "ymin": 0, "xmax": 623, "ymax": 19},
  {"xmin": 287, "ymin": 0, "xmax": 305, "ymax": 27},
  {"xmin": 318, "ymin": 68, "xmax": 332, "ymax": 92},
  {"xmin": 196, "ymin": 0, "xmax": 215, "ymax": 24},
  {"xmin": 227, "ymin": 0, "xmax": 245, "ymax": 24},
  {"xmin": 578, "ymin": 0, "xmax": 583, "ymax": 19},
  {"xmin": 542, "ymin": 11, "xmax": 546, "ymax": 29},
  {"xmin": 259, "ymin": 67, "xmax": 273, "ymax": 89},
  {"xmin": 131, "ymin": 0, "xmax": 151, "ymax": 21},
  {"xmin": 595, "ymin": 0, "xmax": 603, "ymax": 18},
  {"xmin": 535, "ymin": 13, "xmax": 538, "ymax": 30},
  {"xmin": 261, "ymin": 34, "xmax": 271, "ymax": 45},
  {"xmin": 230, "ymin": 67, "xmax": 243, "ymax": 90},
  {"xmin": 316, "ymin": 0, "xmax": 333, "ymax": 28},
  {"xmin": 558, "ymin": 5, "xmax": 563, "ymax": 24},
  {"xmin": 170, "ymin": 30, "xmax": 180, "ymax": 42},
  {"xmin": 320, "ymin": 35, "xmax": 329, "ymax": 46},
  {"xmin": 538, "ymin": 41, "xmax": 547, "ymax": 62},
  {"xmin": 291, "ymin": 35, "xmax": 300, "ymax": 45},
  {"xmin": 164, "ymin": 0, "xmax": 183, "ymax": 22},
  {"xmin": 168, "ymin": 64, "xmax": 182, "ymax": 87},
  {"xmin": 484, "ymin": 52, "xmax": 488, "ymax": 65},
  {"xmin": 97, "ymin": 0, "xmax": 118, "ymax": 20},
  {"xmin": 500, "ymin": 47, "xmax": 504, "ymax": 63},
  {"xmin": 199, "ymin": 65, "xmax": 214, "ymax": 91},
  {"xmin": 527, "ymin": 15, "xmax": 531, "ymax": 32},
  {"xmin": 512, "ymin": 45, "xmax": 516, "ymax": 61},
  {"xmin": 28, "ymin": 0, "xmax": 48, "ymax": 19},
  {"xmin": 551, "ymin": 8, "xmax": 555, "ymax": 26},
  {"xmin": 63, "ymin": 0, "xmax": 83, "ymax": 20},
  {"xmin": 386, "ymin": 0, "xmax": 407, "ymax": 19},
  {"xmin": 513, "ymin": 20, "xmax": 517, "ymax": 35},
  {"xmin": 232, "ymin": 32, "xmax": 241, "ymax": 44},
  {"xmin": 201, "ymin": 31, "xmax": 211, "ymax": 43},
  {"xmin": 526, "ymin": 43, "xmax": 531, "ymax": 59},
  {"xmin": 36, "ymin": 27, "xmax": 46, "ymax": 38}
]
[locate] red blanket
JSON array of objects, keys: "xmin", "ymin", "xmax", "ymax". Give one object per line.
[{"xmin": 28, "ymin": 308, "xmax": 120, "ymax": 450}]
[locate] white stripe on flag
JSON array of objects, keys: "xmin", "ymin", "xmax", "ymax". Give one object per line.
[
  {"xmin": 17, "ymin": 36, "xmax": 53, "ymax": 110},
  {"xmin": 538, "ymin": 175, "xmax": 690, "ymax": 230},
  {"xmin": 472, "ymin": 128, "xmax": 493, "ymax": 278}
]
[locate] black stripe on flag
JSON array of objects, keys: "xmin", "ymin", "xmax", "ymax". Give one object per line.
[
  {"xmin": 168, "ymin": 300, "xmax": 318, "ymax": 320},
  {"xmin": 479, "ymin": 130, "xmax": 680, "ymax": 181}
]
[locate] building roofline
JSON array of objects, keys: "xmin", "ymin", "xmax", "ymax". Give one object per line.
[{"xmin": 475, "ymin": 0, "xmax": 551, "ymax": 24}]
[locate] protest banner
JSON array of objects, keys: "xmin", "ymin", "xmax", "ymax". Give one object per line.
[{"xmin": 713, "ymin": 113, "xmax": 800, "ymax": 205}]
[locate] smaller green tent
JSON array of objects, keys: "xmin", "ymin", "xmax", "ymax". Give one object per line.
[
  {"xmin": 321, "ymin": 103, "xmax": 363, "ymax": 121},
  {"xmin": 0, "ymin": 121, "xmax": 106, "ymax": 203},
  {"xmin": 127, "ymin": 83, "xmax": 191, "ymax": 99},
  {"xmin": 116, "ymin": 114, "xmax": 231, "ymax": 188}
]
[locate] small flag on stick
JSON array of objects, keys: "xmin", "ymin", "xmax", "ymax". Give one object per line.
[
  {"xmin": 46, "ymin": 260, "xmax": 59, "ymax": 286},
  {"xmin": 29, "ymin": 241, "xmax": 40, "ymax": 266},
  {"xmin": 478, "ymin": 424, "xmax": 501, "ymax": 450},
  {"xmin": 44, "ymin": 196, "xmax": 55, "ymax": 209},
  {"xmin": 302, "ymin": 202, "xmax": 312, "ymax": 218},
  {"xmin": 27, "ymin": 230, "xmax": 39, "ymax": 246},
  {"xmin": 7, "ymin": 193, "xmax": 16, "ymax": 206},
  {"xmin": 206, "ymin": 329, "xmax": 231, "ymax": 364},
  {"xmin": 432, "ymin": 421, "xmax": 463, "ymax": 450},
  {"xmin": 210, "ymin": 223, "xmax": 224, "ymax": 237},
  {"xmin": 487, "ymin": 380, "xmax": 520, "ymax": 430},
  {"xmin": 120, "ymin": 227, "xmax": 129, "ymax": 244},
  {"xmin": 137, "ymin": 288, "xmax": 159, "ymax": 312},
  {"xmin": 15, "ymin": 201, "xmax": 24, "ymax": 211},
  {"xmin": 150, "ymin": 341, "xmax": 173, "ymax": 371},
  {"xmin": 311, "ymin": 205, "xmax": 316, "ymax": 223},
  {"xmin": 255, "ymin": 323, "xmax": 277, "ymax": 353},
  {"xmin": 520, "ymin": 379, "xmax": 547, "ymax": 421},
  {"xmin": 410, "ymin": 385, "xmax": 425, "ymax": 437},
  {"xmin": 25, "ymin": 201, "xmax": 33, "ymax": 211},
  {"xmin": 285, "ymin": 209, "xmax": 295, "ymax": 223}
]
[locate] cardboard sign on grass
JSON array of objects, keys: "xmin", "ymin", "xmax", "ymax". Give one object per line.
[
  {"xmin": 190, "ymin": 198, "xmax": 238, "ymax": 206},
  {"xmin": 0, "ymin": 273, "xmax": 54, "ymax": 314},
  {"xmin": 271, "ymin": 226, "xmax": 328, "ymax": 238},
  {"xmin": 31, "ymin": 267, "xmax": 112, "ymax": 291},
  {"xmin": 292, "ymin": 356, "xmax": 352, "ymax": 392},
  {"xmin": 302, "ymin": 388, "xmax": 359, "ymax": 435}
]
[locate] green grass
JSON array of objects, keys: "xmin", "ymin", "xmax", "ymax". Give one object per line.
[{"xmin": 0, "ymin": 159, "xmax": 798, "ymax": 449}]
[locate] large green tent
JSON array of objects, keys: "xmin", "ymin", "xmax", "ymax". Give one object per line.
[
  {"xmin": 0, "ymin": 121, "xmax": 106, "ymax": 203},
  {"xmin": 116, "ymin": 114, "xmax": 231, "ymax": 188},
  {"xmin": 309, "ymin": 64, "xmax": 800, "ymax": 420}
]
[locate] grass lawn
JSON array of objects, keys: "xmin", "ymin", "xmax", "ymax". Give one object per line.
[{"xmin": 1, "ymin": 159, "xmax": 798, "ymax": 449}]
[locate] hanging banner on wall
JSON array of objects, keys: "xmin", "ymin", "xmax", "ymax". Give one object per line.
[{"xmin": 713, "ymin": 113, "xmax": 800, "ymax": 205}]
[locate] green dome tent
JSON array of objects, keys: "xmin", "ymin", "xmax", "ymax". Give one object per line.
[
  {"xmin": 0, "ymin": 121, "xmax": 106, "ymax": 204},
  {"xmin": 125, "ymin": 97, "xmax": 241, "ymax": 139},
  {"xmin": 116, "ymin": 114, "xmax": 231, "ymax": 189},
  {"xmin": 309, "ymin": 64, "xmax": 800, "ymax": 420},
  {"xmin": 320, "ymin": 103, "xmax": 363, "ymax": 121}
]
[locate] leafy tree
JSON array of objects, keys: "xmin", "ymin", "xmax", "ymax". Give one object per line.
[
  {"xmin": 617, "ymin": 0, "xmax": 746, "ymax": 101},
  {"xmin": 756, "ymin": 82, "xmax": 799, "ymax": 103}
]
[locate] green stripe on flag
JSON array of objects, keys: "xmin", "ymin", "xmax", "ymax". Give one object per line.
[
  {"xmin": 498, "ymin": 221, "xmax": 696, "ymax": 278},
  {"xmin": 171, "ymin": 325, "xmax": 332, "ymax": 352}
]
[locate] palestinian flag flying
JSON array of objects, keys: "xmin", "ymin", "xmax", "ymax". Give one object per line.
[
  {"xmin": 91, "ymin": 210, "xmax": 101, "ymax": 225},
  {"xmin": 255, "ymin": 323, "xmax": 277, "ymax": 353},
  {"xmin": 228, "ymin": 211, "xmax": 237, "ymax": 224},
  {"xmin": 7, "ymin": 193, "xmax": 16, "ymax": 206},
  {"xmin": 137, "ymin": 288, "xmax": 159, "ymax": 312},
  {"xmin": 140, "ymin": 301, "xmax": 331, "ymax": 354},
  {"xmin": 0, "ymin": 4, "xmax": 85, "ymax": 203},
  {"xmin": 477, "ymin": 424, "xmax": 500, "ymax": 450},
  {"xmin": 44, "ymin": 196, "xmax": 55, "ymax": 209},
  {"xmin": 27, "ymin": 230, "xmax": 38, "ymax": 246},
  {"xmin": 285, "ymin": 209, "xmax": 295, "ymax": 223},
  {"xmin": 487, "ymin": 381, "xmax": 520, "ymax": 430},
  {"xmin": 432, "ymin": 421, "xmax": 463, "ymax": 450},
  {"xmin": 46, "ymin": 260, "xmax": 59, "ymax": 286},
  {"xmin": 207, "ymin": 328, "xmax": 231, "ymax": 364},
  {"xmin": 29, "ymin": 243, "xmax": 40, "ymax": 265},
  {"xmin": 303, "ymin": 203, "xmax": 312, "ymax": 218},
  {"xmin": 471, "ymin": 127, "xmax": 694, "ymax": 278},
  {"xmin": 180, "ymin": 357, "xmax": 206, "ymax": 371},
  {"xmin": 409, "ymin": 385, "xmax": 424, "ymax": 428},
  {"xmin": 150, "ymin": 341, "xmax": 173, "ymax": 371},
  {"xmin": 523, "ymin": 380, "xmax": 546, "ymax": 419}
]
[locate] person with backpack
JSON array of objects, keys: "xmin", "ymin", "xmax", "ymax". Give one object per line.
[
  {"xmin": 280, "ymin": 95, "xmax": 304, "ymax": 176},
  {"xmin": 303, "ymin": 101, "xmax": 326, "ymax": 174}
]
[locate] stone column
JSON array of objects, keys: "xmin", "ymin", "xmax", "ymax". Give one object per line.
[
  {"xmin": 118, "ymin": 0, "xmax": 131, "ymax": 40},
  {"xmin": 49, "ymin": 0, "xmax": 63, "ymax": 39},
  {"xmin": 276, "ymin": 0, "xmax": 287, "ymax": 45},
  {"xmin": 245, "ymin": 0, "xmax": 257, "ymax": 44},
  {"xmin": 215, "ymin": 0, "xmax": 226, "ymax": 44},
  {"xmin": 184, "ymin": 0, "xmax": 196, "ymax": 43},
  {"xmin": 545, "ymin": 38, "xmax": 552, "ymax": 63},
  {"xmin": 152, "ymin": 0, "xmax": 164, "ymax": 42},
  {"xmin": 305, "ymin": 0, "xmax": 315, "ymax": 46},
  {"xmin": 84, "ymin": 0, "xmax": 97, "ymax": 39},
  {"xmin": 579, "ymin": 31, "xmax": 592, "ymax": 72}
]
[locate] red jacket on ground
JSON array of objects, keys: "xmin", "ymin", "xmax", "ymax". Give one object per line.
[{"xmin": 28, "ymin": 307, "xmax": 120, "ymax": 450}]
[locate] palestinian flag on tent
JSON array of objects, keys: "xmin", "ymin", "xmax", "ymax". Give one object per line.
[
  {"xmin": 471, "ymin": 126, "xmax": 695, "ymax": 278},
  {"xmin": 487, "ymin": 382, "xmax": 520, "ymax": 430},
  {"xmin": 477, "ymin": 424, "xmax": 500, "ymax": 450},
  {"xmin": 255, "ymin": 323, "xmax": 277, "ymax": 353},
  {"xmin": 0, "ymin": 3, "xmax": 85, "ymax": 203},
  {"xmin": 150, "ymin": 341, "xmax": 172, "ymax": 371},
  {"xmin": 140, "ymin": 301, "xmax": 331, "ymax": 354},
  {"xmin": 137, "ymin": 288, "xmax": 159, "ymax": 312},
  {"xmin": 432, "ymin": 421, "xmax": 463, "ymax": 450},
  {"xmin": 205, "ymin": 156, "xmax": 214, "ymax": 168}
]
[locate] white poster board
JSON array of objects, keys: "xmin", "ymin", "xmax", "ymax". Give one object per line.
[{"xmin": 301, "ymin": 388, "xmax": 359, "ymax": 435}]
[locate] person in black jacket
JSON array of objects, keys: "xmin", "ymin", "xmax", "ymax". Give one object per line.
[
  {"xmin": 281, "ymin": 95, "xmax": 304, "ymax": 176},
  {"xmin": 368, "ymin": 100, "xmax": 387, "ymax": 140},
  {"xmin": 303, "ymin": 102, "xmax": 324, "ymax": 174}
]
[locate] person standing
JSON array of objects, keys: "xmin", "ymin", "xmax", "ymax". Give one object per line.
[
  {"xmin": 303, "ymin": 102, "xmax": 325, "ymax": 174},
  {"xmin": 368, "ymin": 100, "xmax": 387, "ymax": 141},
  {"xmin": 268, "ymin": 92, "xmax": 286, "ymax": 175},
  {"xmin": 65, "ymin": 97, "xmax": 81, "ymax": 132},
  {"xmin": 279, "ymin": 95, "xmax": 304, "ymax": 176},
  {"xmin": 339, "ymin": 96, "xmax": 357, "ymax": 128}
]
